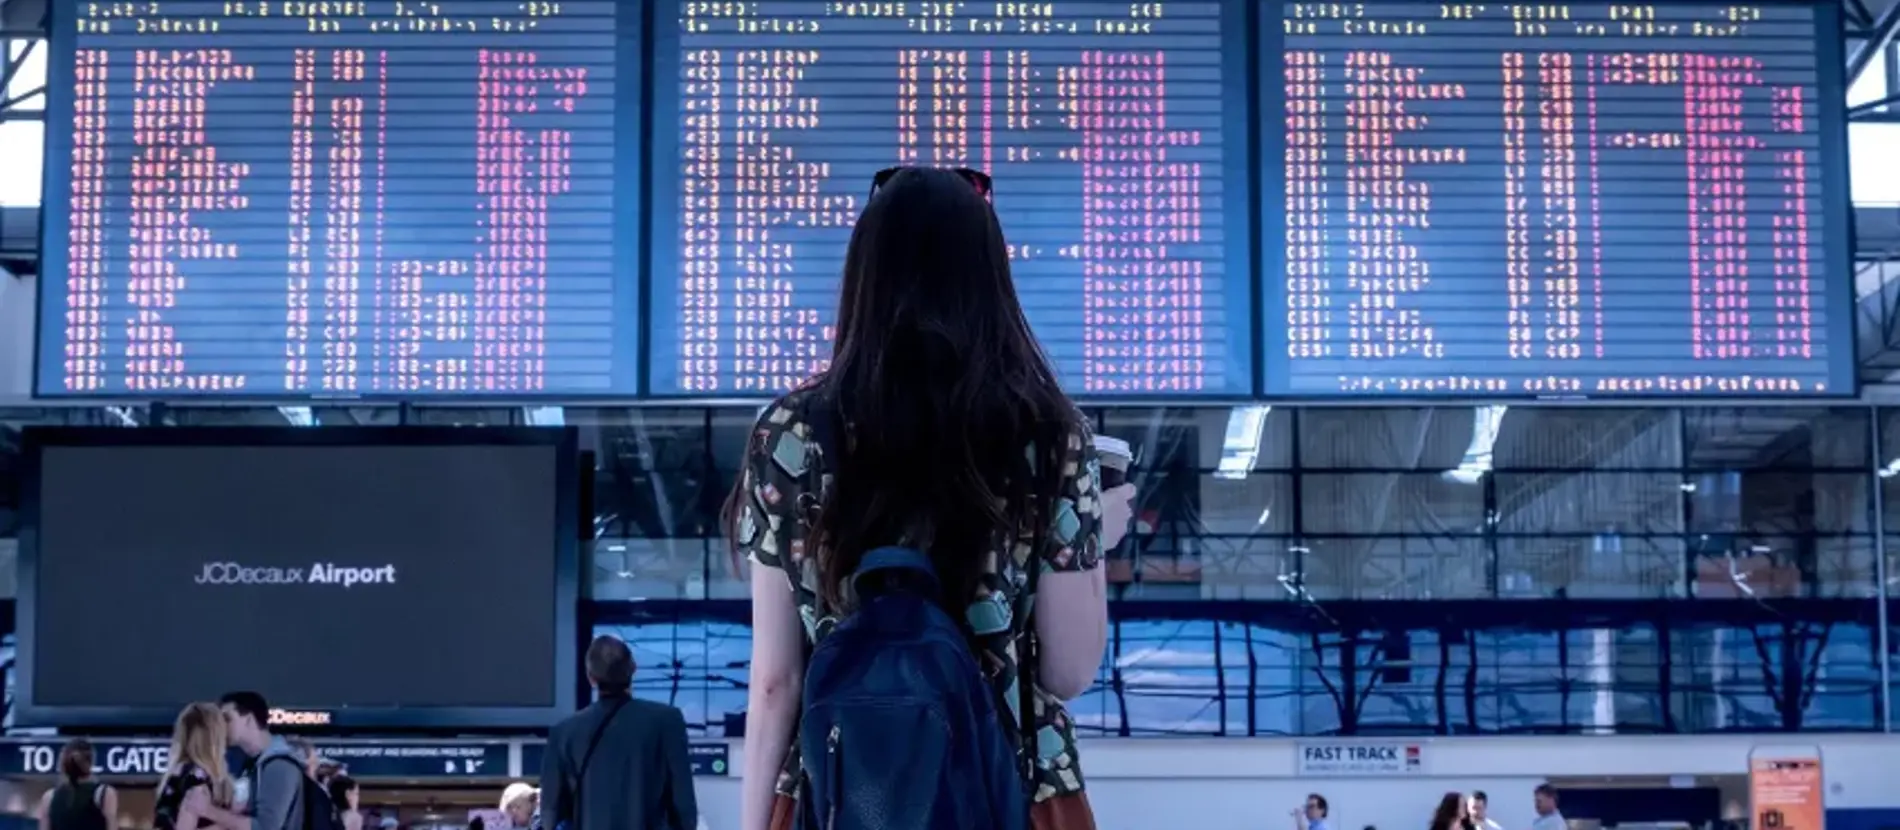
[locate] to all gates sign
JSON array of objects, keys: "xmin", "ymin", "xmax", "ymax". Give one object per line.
[{"xmin": 6, "ymin": 740, "xmax": 170, "ymax": 777}]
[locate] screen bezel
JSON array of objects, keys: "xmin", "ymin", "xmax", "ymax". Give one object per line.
[
  {"xmin": 29, "ymin": 0, "xmax": 1861, "ymax": 405},
  {"xmin": 31, "ymin": 0, "xmax": 649, "ymax": 402},
  {"xmin": 642, "ymin": 0, "xmax": 1261, "ymax": 401},
  {"xmin": 1254, "ymin": 0, "xmax": 1861, "ymax": 402},
  {"xmin": 12, "ymin": 426, "xmax": 582, "ymax": 730}
]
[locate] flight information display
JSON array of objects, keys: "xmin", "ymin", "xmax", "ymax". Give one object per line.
[
  {"xmin": 1260, "ymin": 0, "xmax": 1856, "ymax": 397},
  {"xmin": 648, "ymin": 0, "xmax": 1255, "ymax": 397},
  {"xmin": 37, "ymin": 0, "xmax": 643, "ymax": 397}
]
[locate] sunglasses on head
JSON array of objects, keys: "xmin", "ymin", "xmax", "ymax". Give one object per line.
[{"xmin": 870, "ymin": 166, "xmax": 993, "ymax": 201}]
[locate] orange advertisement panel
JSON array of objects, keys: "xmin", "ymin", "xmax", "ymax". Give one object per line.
[{"xmin": 1750, "ymin": 755, "xmax": 1825, "ymax": 830}]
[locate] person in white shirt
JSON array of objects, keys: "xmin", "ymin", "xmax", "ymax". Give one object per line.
[
  {"xmin": 1290, "ymin": 793, "xmax": 1331, "ymax": 830},
  {"xmin": 1530, "ymin": 785, "xmax": 1566, "ymax": 830},
  {"xmin": 1470, "ymin": 791, "xmax": 1504, "ymax": 830}
]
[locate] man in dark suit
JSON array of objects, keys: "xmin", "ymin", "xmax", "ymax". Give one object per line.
[{"xmin": 540, "ymin": 636, "xmax": 698, "ymax": 830}]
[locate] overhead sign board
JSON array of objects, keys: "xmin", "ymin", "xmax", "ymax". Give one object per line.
[
  {"xmin": 689, "ymin": 743, "xmax": 730, "ymax": 776},
  {"xmin": 520, "ymin": 741, "xmax": 729, "ymax": 777},
  {"xmin": 0, "ymin": 739, "xmax": 509, "ymax": 779},
  {"xmin": 315, "ymin": 742, "xmax": 510, "ymax": 778},
  {"xmin": 1, "ymin": 739, "xmax": 170, "ymax": 777},
  {"xmin": 1296, "ymin": 741, "xmax": 1426, "ymax": 776}
]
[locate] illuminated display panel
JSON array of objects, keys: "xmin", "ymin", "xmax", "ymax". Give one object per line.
[
  {"xmin": 37, "ymin": 0, "xmax": 642, "ymax": 398},
  {"xmin": 1260, "ymin": 0, "xmax": 1855, "ymax": 398},
  {"xmin": 650, "ymin": 0, "xmax": 1255, "ymax": 398}
]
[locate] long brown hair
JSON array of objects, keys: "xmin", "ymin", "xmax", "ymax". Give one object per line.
[
  {"xmin": 1429, "ymin": 792, "xmax": 1469, "ymax": 830},
  {"xmin": 726, "ymin": 167, "xmax": 1077, "ymax": 613},
  {"xmin": 57, "ymin": 739, "xmax": 93, "ymax": 785}
]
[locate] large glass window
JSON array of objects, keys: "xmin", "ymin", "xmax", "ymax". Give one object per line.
[
  {"xmin": 1848, "ymin": 52, "xmax": 1898, "ymax": 205},
  {"xmin": 0, "ymin": 403, "xmax": 1888, "ymax": 734},
  {"xmin": 0, "ymin": 41, "xmax": 46, "ymax": 208}
]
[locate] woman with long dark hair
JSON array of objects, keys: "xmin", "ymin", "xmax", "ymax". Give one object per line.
[
  {"xmin": 37, "ymin": 739, "xmax": 117, "ymax": 830},
  {"xmin": 729, "ymin": 167, "xmax": 1136, "ymax": 830},
  {"xmin": 1430, "ymin": 792, "xmax": 1475, "ymax": 830},
  {"xmin": 329, "ymin": 775, "xmax": 363, "ymax": 830}
]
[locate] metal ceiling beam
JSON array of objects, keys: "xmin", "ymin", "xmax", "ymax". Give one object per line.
[
  {"xmin": 0, "ymin": 25, "xmax": 45, "ymax": 121},
  {"xmin": 1848, "ymin": 0, "xmax": 1900, "ymax": 89},
  {"xmin": 0, "ymin": 37, "xmax": 30, "ymax": 103},
  {"xmin": 1849, "ymin": 92, "xmax": 1900, "ymax": 120},
  {"xmin": 1847, "ymin": 0, "xmax": 1875, "ymax": 28}
]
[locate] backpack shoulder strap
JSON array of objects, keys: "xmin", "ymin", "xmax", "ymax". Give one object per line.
[
  {"xmin": 851, "ymin": 546, "xmax": 938, "ymax": 598},
  {"xmin": 565, "ymin": 696, "xmax": 631, "ymax": 824},
  {"xmin": 257, "ymin": 755, "xmax": 306, "ymax": 830}
]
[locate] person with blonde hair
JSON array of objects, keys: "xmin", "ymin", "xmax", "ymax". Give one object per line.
[
  {"xmin": 155, "ymin": 702, "xmax": 244, "ymax": 830},
  {"xmin": 498, "ymin": 783, "xmax": 538, "ymax": 830}
]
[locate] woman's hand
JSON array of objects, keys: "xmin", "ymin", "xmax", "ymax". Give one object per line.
[{"xmin": 1100, "ymin": 483, "xmax": 1137, "ymax": 550}]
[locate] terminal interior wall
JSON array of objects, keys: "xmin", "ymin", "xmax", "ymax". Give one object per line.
[{"xmin": 683, "ymin": 735, "xmax": 1900, "ymax": 830}]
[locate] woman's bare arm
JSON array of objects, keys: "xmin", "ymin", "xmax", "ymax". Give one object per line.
[
  {"xmin": 741, "ymin": 566, "xmax": 804, "ymax": 830},
  {"xmin": 1031, "ymin": 431, "xmax": 1121, "ymax": 701},
  {"xmin": 36, "ymin": 789, "xmax": 52, "ymax": 830},
  {"xmin": 100, "ymin": 786, "xmax": 119, "ymax": 829},
  {"xmin": 731, "ymin": 404, "xmax": 814, "ymax": 830},
  {"xmin": 179, "ymin": 785, "xmax": 210, "ymax": 830},
  {"xmin": 186, "ymin": 785, "xmax": 249, "ymax": 830}
]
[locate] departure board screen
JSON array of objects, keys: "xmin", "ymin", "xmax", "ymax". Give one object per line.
[
  {"xmin": 37, "ymin": 0, "xmax": 642, "ymax": 398},
  {"xmin": 649, "ymin": 0, "xmax": 1255, "ymax": 397},
  {"xmin": 1260, "ymin": 0, "xmax": 1856, "ymax": 398}
]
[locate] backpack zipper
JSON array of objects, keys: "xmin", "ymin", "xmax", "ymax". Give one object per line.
[{"xmin": 825, "ymin": 725, "xmax": 842, "ymax": 830}]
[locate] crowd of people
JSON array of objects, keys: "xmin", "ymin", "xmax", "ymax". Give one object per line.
[
  {"xmin": 1292, "ymin": 786, "xmax": 1568, "ymax": 830},
  {"xmin": 32, "ymin": 693, "xmax": 340, "ymax": 830},
  {"xmin": 28, "ymin": 639, "xmax": 698, "ymax": 830},
  {"xmin": 37, "ymin": 693, "xmax": 369, "ymax": 830}
]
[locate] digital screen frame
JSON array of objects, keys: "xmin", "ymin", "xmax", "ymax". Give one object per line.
[
  {"xmin": 13, "ymin": 426, "xmax": 582, "ymax": 730},
  {"xmin": 28, "ymin": 0, "xmax": 1861, "ymax": 404},
  {"xmin": 1254, "ymin": 0, "xmax": 1859, "ymax": 401},
  {"xmin": 32, "ymin": 0, "xmax": 648, "ymax": 401},
  {"xmin": 644, "ymin": 0, "xmax": 1261, "ymax": 401}
]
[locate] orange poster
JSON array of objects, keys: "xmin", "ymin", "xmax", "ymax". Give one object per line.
[{"xmin": 1750, "ymin": 753, "xmax": 1825, "ymax": 830}]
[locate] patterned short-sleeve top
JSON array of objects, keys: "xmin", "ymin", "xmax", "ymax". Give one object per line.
[
  {"xmin": 732, "ymin": 387, "xmax": 1104, "ymax": 803},
  {"xmin": 154, "ymin": 762, "xmax": 216, "ymax": 830}
]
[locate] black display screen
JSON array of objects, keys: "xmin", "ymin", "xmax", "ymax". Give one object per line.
[
  {"xmin": 36, "ymin": 0, "xmax": 643, "ymax": 397},
  {"xmin": 647, "ymin": 0, "xmax": 1256, "ymax": 397},
  {"xmin": 1259, "ymin": 0, "xmax": 1856, "ymax": 397},
  {"xmin": 17, "ymin": 429, "xmax": 578, "ymax": 729}
]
